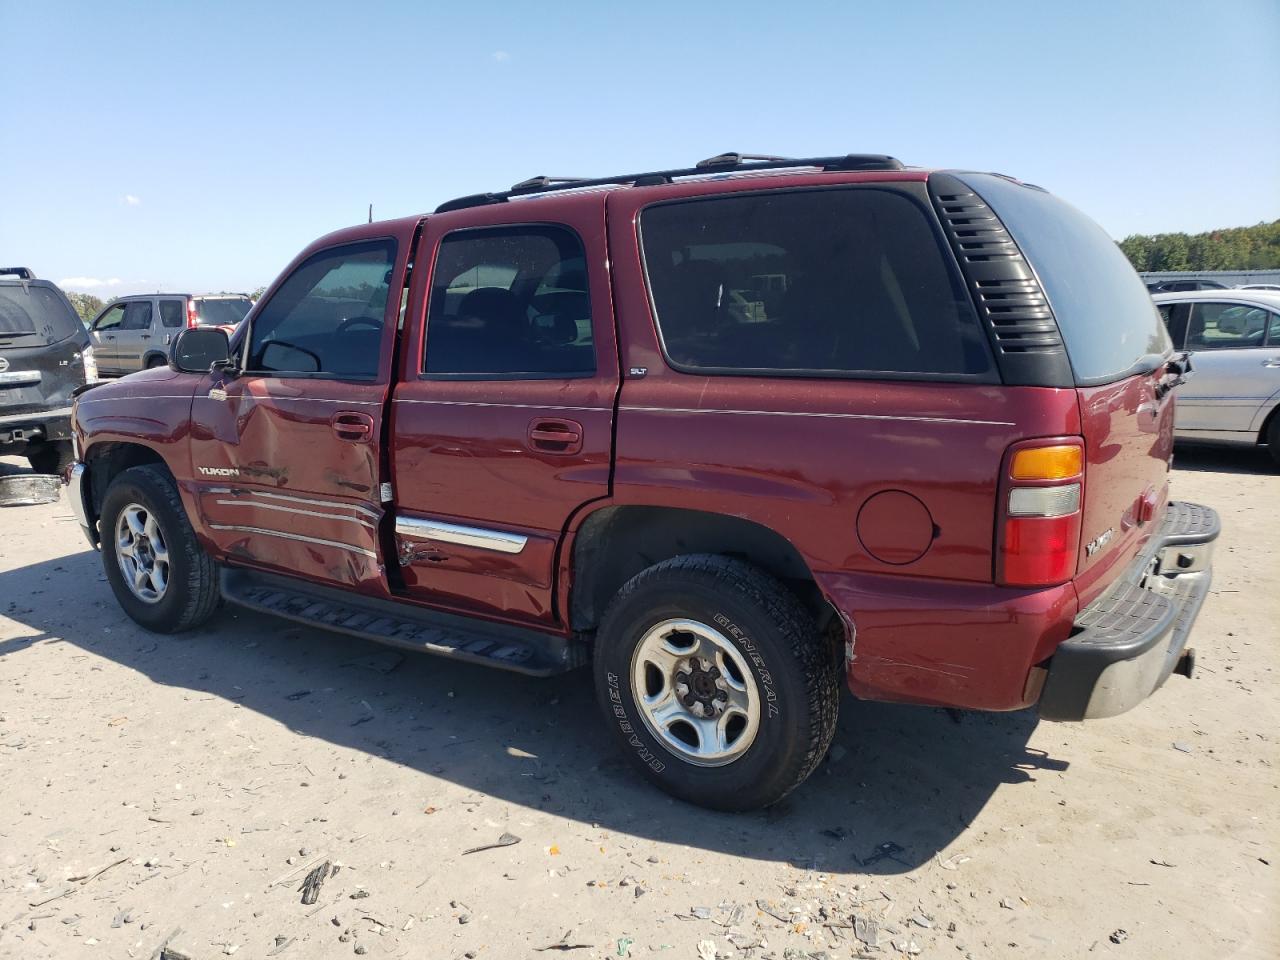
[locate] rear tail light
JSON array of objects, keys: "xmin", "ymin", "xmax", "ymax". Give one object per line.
[
  {"xmin": 187, "ymin": 300, "xmax": 199, "ymax": 328},
  {"xmin": 997, "ymin": 440, "xmax": 1084, "ymax": 587},
  {"xmin": 80, "ymin": 344, "xmax": 99, "ymax": 383}
]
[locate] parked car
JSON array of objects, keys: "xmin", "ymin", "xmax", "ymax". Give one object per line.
[
  {"xmin": 1154, "ymin": 289, "xmax": 1280, "ymax": 463},
  {"xmin": 1237, "ymin": 283, "xmax": 1280, "ymax": 292},
  {"xmin": 0, "ymin": 267, "xmax": 97, "ymax": 473},
  {"xmin": 1145, "ymin": 279, "xmax": 1229, "ymax": 293},
  {"xmin": 67, "ymin": 153, "xmax": 1218, "ymax": 810},
  {"xmin": 89, "ymin": 293, "xmax": 252, "ymax": 375}
]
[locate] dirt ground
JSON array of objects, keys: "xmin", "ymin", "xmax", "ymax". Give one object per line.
[{"xmin": 0, "ymin": 447, "xmax": 1275, "ymax": 960}]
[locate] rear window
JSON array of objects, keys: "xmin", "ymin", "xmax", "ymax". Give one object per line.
[
  {"xmin": 195, "ymin": 297, "xmax": 252, "ymax": 327},
  {"xmin": 0, "ymin": 284, "xmax": 83, "ymax": 348},
  {"xmin": 960, "ymin": 173, "xmax": 1171, "ymax": 384},
  {"xmin": 639, "ymin": 188, "xmax": 994, "ymax": 379}
]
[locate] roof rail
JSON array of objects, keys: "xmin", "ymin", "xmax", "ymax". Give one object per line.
[
  {"xmin": 0, "ymin": 267, "xmax": 36, "ymax": 280},
  {"xmin": 434, "ymin": 152, "xmax": 905, "ymax": 213}
]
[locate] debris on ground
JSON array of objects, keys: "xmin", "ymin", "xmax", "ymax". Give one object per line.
[
  {"xmin": 299, "ymin": 860, "xmax": 333, "ymax": 905},
  {"xmin": 1110, "ymin": 928, "xmax": 1129, "ymax": 944},
  {"xmin": 462, "ymin": 831, "xmax": 522, "ymax": 855}
]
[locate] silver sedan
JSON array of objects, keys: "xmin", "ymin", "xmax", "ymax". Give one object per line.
[{"xmin": 1154, "ymin": 290, "xmax": 1280, "ymax": 465}]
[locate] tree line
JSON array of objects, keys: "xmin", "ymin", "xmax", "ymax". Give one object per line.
[{"xmin": 1119, "ymin": 219, "xmax": 1280, "ymax": 273}]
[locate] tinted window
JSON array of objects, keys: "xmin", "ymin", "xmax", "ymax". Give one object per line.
[
  {"xmin": 94, "ymin": 304, "xmax": 125, "ymax": 332},
  {"xmin": 1188, "ymin": 303, "xmax": 1269, "ymax": 350},
  {"xmin": 961, "ymin": 173, "xmax": 1171, "ymax": 384},
  {"xmin": 196, "ymin": 297, "xmax": 252, "ymax": 327},
  {"xmin": 640, "ymin": 189, "xmax": 992, "ymax": 378},
  {"xmin": 248, "ymin": 240, "xmax": 394, "ymax": 379},
  {"xmin": 425, "ymin": 226, "xmax": 595, "ymax": 377},
  {"xmin": 159, "ymin": 299, "xmax": 186, "ymax": 328},
  {"xmin": 120, "ymin": 301, "xmax": 153, "ymax": 331},
  {"xmin": 0, "ymin": 284, "xmax": 83, "ymax": 347}
]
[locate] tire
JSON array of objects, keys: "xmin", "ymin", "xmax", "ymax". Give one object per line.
[
  {"xmin": 146, "ymin": 356, "xmax": 166, "ymax": 369},
  {"xmin": 593, "ymin": 554, "xmax": 840, "ymax": 811},
  {"xmin": 1267, "ymin": 414, "xmax": 1280, "ymax": 468},
  {"xmin": 26, "ymin": 440, "xmax": 75, "ymax": 476},
  {"xmin": 99, "ymin": 464, "xmax": 220, "ymax": 633}
]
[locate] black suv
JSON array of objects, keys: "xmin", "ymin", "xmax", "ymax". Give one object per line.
[{"xmin": 0, "ymin": 268, "xmax": 96, "ymax": 473}]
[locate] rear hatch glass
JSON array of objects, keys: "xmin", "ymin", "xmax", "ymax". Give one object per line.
[
  {"xmin": 963, "ymin": 173, "xmax": 1176, "ymax": 599},
  {"xmin": 194, "ymin": 297, "xmax": 252, "ymax": 327},
  {"xmin": 0, "ymin": 283, "xmax": 84, "ymax": 349}
]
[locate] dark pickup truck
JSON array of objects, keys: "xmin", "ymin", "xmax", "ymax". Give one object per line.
[{"xmin": 68, "ymin": 153, "xmax": 1219, "ymax": 810}]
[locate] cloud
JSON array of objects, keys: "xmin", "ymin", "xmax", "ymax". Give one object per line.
[
  {"xmin": 491, "ymin": 50, "xmax": 510, "ymax": 62},
  {"xmin": 122, "ymin": 194, "xmax": 141, "ymax": 206},
  {"xmin": 59, "ymin": 277, "xmax": 124, "ymax": 289}
]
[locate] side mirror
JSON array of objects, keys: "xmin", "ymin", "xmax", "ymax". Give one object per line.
[{"xmin": 170, "ymin": 327, "xmax": 231, "ymax": 373}]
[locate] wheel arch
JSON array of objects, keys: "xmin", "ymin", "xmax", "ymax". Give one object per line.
[
  {"xmin": 81, "ymin": 441, "xmax": 174, "ymax": 531},
  {"xmin": 566, "ymin": 504, "xmax": 837, "ymax": 634}
]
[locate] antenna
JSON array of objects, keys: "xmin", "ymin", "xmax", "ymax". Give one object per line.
[{"xmin": 368, "ymin": 203, "xmax": 373, "ymax": 224}]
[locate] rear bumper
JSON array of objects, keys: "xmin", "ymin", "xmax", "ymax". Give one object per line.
[
  {"xmin": 0, "ymin": 406, "xmax": 72, "ymax": 445},
  {"xmin": 1039, "ymin": 501, "xmax": 1219, "ymax": 721}
]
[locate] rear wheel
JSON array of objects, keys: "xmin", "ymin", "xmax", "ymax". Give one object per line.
[
  {"xmin": 100, "ymin": 464, "xmax": 220, "ymax": 632},
  {"xmin": 1267, "ymin": 414, "xmax": 1280, "ymax": 468},
  {"xmin": 593, "ymin": 555, "xmax": 840, "ymax": 811},
  {"xmin": 145, "ymin": 355, "xmax": 166, "ymax": 369},
  {"xmin": 25, "ymin": 440, "xmax": 74, "ymax": 476}
]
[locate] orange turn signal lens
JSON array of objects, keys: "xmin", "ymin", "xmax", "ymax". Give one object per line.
[{"xmin": 1011, "ymin": 445, "xmax": 1082, "ymax": 481}]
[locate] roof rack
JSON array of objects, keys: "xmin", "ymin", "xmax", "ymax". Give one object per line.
[
  {"xmin": 0, "ymin": 267, "xmax": 36, "ymax": 280},
  {"xmin": 434, "ymin": 152, "xmax": 904, "ymax": 213}
]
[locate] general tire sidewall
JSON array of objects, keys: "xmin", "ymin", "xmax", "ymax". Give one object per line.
[
  {"xmin": 595, "ymin": 577, "xmax": 814, "ymax": 808},
  {"xmin": 101, "ymin": 471, "xmax": 200, "ymax": 631}
]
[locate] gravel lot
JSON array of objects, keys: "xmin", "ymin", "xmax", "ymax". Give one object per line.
[{"xmin": 0, "ymin": 447, "xmax": 1276, "ymax": 960}]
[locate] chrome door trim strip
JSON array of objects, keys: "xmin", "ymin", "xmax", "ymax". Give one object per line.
[
  {"xmin": 214, "ymin": 500, "xmax": 377, "ymax": 529},
  {"xmin": 208, "ymin": 523, "xmax": 378, "ymax": 559},
  {"xmin": 392, "ymin": 399, "xmax": 610, "ymax": 413},
  {"xmin": 617, "ymin": 406, "xmax": 1015, "ymax": 426},
  {"xmin": 394, "ymin": 516, "xmax": 527, "ymax": 554},
  {"xmin": 250, "ymin": 489, "xmax": 381, "ymax": 519}
]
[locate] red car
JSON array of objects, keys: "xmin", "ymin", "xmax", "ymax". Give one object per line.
[{"xmin": 67, "ymin": 153, "xmax": 1218, "ymax": 810}]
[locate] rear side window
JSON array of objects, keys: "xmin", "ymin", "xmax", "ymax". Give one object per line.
[
  {"xmin": 159, "ymin": 299, "xmax": 186, "ymax": 328},
  {"xmin": 639, "ymin": 188, "xmax": 993, "ymax": 379},
  {"xmin": 424, "ymin": 225, "xmax": 595, "ymax": 378},
  {"xmin": 960, "ymin": 173, "xmax": 1171, "ymax": 384}
]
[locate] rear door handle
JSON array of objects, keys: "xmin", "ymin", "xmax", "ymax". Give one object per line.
[
  {"xmin": 528, "ymin": 418, "xmax": 583, "ymax": 454},
  {"xmin": 331, "ymin": 411, "xmax": 375, "ymax": 442}
]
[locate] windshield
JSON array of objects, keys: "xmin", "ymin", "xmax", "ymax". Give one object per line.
[
  {"xmin": 0, "ymin": 284, "xmax": 83, "ymax": 348},
  {"xmin": 959, "ymin": 173, "xmax": 1171, "ymax": 384},
  {"xmin": 195, "ymin": 297, "xmax": 253, "ymax": 327}
]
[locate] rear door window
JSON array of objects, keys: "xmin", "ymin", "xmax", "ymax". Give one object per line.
[
  {"xmin": 1188, "ymin": 303, "xmax": 1269, "ymax": 350},
  {"xmin": 424, "ymin": 226, "xmax": 595, "ymax": 378},
  {"xmin": 958, "ymin": 172, "xmax": 1171, "ymax": 384},
  {"xmin": 639, "ymin": 188, "xmax": 993, "ymax": 379}
]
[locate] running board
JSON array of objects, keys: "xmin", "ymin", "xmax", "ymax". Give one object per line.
[{"xmin": 220, "ymin": 568, "xmax": 587, "ymax": 676}]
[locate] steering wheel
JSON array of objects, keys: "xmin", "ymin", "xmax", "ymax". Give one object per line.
[{"xmin": 337, "ymin": 316, "xmax": 383, "ymax": 335}]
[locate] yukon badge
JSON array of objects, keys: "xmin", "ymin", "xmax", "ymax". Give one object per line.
[
  {"xmin": 198, "ymin": 466, "xmax": 240, "ymax": 478},
  {"xmin": 1085, "ymin": 527, "xmax": 1115, "ymax": 558}
]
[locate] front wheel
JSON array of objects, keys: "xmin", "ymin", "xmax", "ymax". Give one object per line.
[
  {"xmin": 100, "ymin": 464, "xmax": 220, "ymax": 633},
  {"xmin": 593, "ymin": 555, "xmax": 840, "ymax": 811}
]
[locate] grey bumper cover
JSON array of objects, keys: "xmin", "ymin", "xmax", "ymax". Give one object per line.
[
  {"xmin": 66, "ymin": 462, "xmax": 98, "ymax": 548},
  {"xmin": 1039, "ymin": 501, "xmax": 1219, "ymax": 721}
]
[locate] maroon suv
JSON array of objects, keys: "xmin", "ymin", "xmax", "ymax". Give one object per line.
[{"xmin": 67, "ymin": 152, "xmax": 1218, "ymax": 810}]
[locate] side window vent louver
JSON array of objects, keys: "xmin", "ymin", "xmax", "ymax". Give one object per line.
[{"xmin": 931, "ymin": 188, "xmax": 1064, "ymax": 355}]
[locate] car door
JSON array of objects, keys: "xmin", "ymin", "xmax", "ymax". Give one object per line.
[
  {"xmin": 90, "ymin": 302, "xmax": 126, "ymax": 373},
  {"xmin": 114, "ymin": 299, "xmax": 154, "ymax": 373},
  {"xmin": 188, "ymin": 229, "xmax": 414, "ymax": 592},
  {"xmin": 157, "ymin": 298, "xmax": 187, "ymax": 359},
  {"xmin": 389, "ymin": 208, "xmax": 618, "ymax": 627},
  {"xmin": 1178, "ymin": 301, "xmax": 1275, "ymax": 434}
]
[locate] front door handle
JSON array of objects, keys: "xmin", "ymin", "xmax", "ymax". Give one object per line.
[
  {"xmin": 331, "ymin": 411, "xmax": 375, "ymax": 442},
  {"xmin": 140, "ymin": 334, "xmax": 151, "ymax": 340},
  {"xmin": 528, "ymin": 418, "xmax": 583, "ymax": 454}
]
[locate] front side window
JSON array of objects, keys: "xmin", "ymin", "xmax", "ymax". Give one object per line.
[
  {"xmin": 247, "ymin": 240, "xmax": 395, "ymax": 379},
  {"xmin": 120, "ymin": 301, "xmax": 153, "ymax": 331},
  {"xmin": 94, "ymin": 304, "xmax": 125, "ymax": 331},
  {"xmin": 1188, "ymin": 303, "xmax": 1269, "ymax": 350},
  {"xmin": 424, "ymin": 225, "xmax": 594, "ymax": 377},
  {"xmin": 159, "ymin": 299, "xmax": 185, "ymax": 328},
  {"xmin": 639, "ymin": 189, "xmax": 992, "ymax": 378}
]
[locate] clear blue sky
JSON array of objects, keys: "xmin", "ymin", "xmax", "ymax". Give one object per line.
[{"xmin": 3, "ymin": 0, "xmax": 1278, "ymax": 297}]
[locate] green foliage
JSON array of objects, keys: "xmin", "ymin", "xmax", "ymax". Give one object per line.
[
  {"xmin": 250, "ymin": 286, "xmax": 267, "ymax": 300},
  {"xmin": 1119, "ymin": 220, "xmax": 1280, "ymax": 272},
  {"xmin": 65, "ymin": 291, "xmax": 104, "ymax": 323}
]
